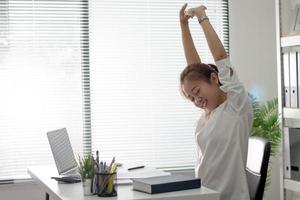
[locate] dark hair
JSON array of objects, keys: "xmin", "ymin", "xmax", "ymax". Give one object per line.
[{"xmin": 179, "ymin": 62, "xmax": 221, "ymax": 96}]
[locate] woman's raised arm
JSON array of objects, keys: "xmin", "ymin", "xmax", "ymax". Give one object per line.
[
  {"xmin": 179, "ymin": 3, "xmax": 201, "ymax": 65},
  {"xmin": 190, "ymin": 6, "xmax": 227, "ymax": 62}
]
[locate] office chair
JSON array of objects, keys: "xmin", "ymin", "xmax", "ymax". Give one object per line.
[{"xmin": 246, "ymin": 136, "xmax": 271, "ymax": 200}]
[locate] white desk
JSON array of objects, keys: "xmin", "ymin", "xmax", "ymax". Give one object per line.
[{"xmin": 28, "ymin": 166, "xmax": 219, "ymax": 200}]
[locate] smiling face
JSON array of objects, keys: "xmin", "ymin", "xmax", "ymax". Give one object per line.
[
  {"xmin": 180, "ymin": 63, "xmax": 226, "ymax": 112},
  {"xmin": 182, "ymin": 73, "xmax": 223, "ymax": 111}
]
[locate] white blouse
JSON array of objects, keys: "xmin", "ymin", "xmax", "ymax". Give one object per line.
[{"xmin": 195, "ymin": 57, "xmax": 253, "ymax": 200}]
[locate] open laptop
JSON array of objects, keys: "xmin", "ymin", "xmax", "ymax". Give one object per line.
[{"xmin": 47, "ymin": 128, "xmax": 80, "ymax": 180}]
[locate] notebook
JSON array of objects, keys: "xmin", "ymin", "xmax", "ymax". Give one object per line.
[{"xmin": 132, "ymin": 174, "xmax": 201, "ymax": 194}]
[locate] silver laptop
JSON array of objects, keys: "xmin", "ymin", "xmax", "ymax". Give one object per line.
[{"xmin": 47, "ymin": 128, "xmax": 79, "ymax": 177}]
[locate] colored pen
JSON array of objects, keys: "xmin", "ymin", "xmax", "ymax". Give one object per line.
[
  {"xmin": 96, "ymin": 150, "xmax": 99, "ymax": 165},
  {"xmin": 108, "ymin": 157, "xmax": 115, "ymax": 172}
]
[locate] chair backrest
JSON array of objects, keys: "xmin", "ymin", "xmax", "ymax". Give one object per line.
[{"xmin": 246, "ymin": 136, "xmax": 271, "ymax": 200}]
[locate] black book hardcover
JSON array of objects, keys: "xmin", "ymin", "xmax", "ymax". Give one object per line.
[{"xmin": 132, "ymin": 174, "xmax": 201, "ymax": 194}]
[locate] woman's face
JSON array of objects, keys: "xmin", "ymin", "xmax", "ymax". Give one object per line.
[{"xmin": 182, "ymin": 74, "xmax": 222, "ymax": 111}]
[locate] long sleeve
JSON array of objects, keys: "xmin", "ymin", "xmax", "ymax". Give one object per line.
[{"xmin": 215, "ymin": 57, "xmax": 250, "ymax": 114}]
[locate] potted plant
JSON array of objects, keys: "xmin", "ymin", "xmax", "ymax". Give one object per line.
[
  {"xmin": 78, "ymin": 153, "xmax": 95, "ymax": 196},
  {"xmin": 250, "ymin": 95, "xmax": 281, "ymax": 193}
]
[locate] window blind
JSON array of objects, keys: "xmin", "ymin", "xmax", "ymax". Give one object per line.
[
  {"xmin": 89, "ymin": 0, "xmax": 229, "ymax": 168},
  {"xmin": 0, "ymin": 0, "xmax": 88, "ymax": 179}
]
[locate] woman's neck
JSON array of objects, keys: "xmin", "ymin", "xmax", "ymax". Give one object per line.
[
  {"xmin": 204, "ymin": 91, "xmax": 227, "ymax": 118},
  {"xmin": 217, "ymin": 91, "xmax": 227, "ymax": 105}
]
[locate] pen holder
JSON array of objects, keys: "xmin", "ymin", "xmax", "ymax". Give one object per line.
[{"xmin": 96, "ymin": 172, "xmax": 117, "ymax": 197}]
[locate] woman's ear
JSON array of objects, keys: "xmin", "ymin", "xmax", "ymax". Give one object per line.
[{"xmin": 210, "ymin": 73, "xmax": 220, "ymax": 85}]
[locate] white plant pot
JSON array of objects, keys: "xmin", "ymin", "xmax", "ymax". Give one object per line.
[{"xmin": 82, "ymin": 178, "xmax": 93, "ymax": 196}]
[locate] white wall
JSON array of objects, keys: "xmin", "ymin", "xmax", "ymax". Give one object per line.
[
  {"xmin": 229, "ymin": 0, "xmax": 280, "ymax": 200},
  {"xmin": 229, "ymin": 0, "xmax": 278, "ymax": 101}
]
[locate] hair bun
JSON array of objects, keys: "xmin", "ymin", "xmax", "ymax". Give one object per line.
[{"xmin": 207, "ymin": 64, "xmax": 219, "ymax": 73}]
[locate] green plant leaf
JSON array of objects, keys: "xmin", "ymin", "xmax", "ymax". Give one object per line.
[
  {"xmin": 77, "ymin": 153, "xmax": 95, "ymax": 179},
  {"xmin": 249, "ymin": 95, "xmax": 281, "ymax": 196}
]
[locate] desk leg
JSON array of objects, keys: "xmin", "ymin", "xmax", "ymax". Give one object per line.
[{"xmin": 45, "ymin": 192, "xmax": 49, "ymax": 200}]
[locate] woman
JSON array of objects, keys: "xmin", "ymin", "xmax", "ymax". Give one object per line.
[{"xmin": 179, "ymin": 4, "xmax": 253, "ymax": 200}]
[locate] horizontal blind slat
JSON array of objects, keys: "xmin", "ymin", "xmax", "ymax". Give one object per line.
[
  {"xmin": 89, "ymin": 0, "xmax": 228, "ymax": 168},
  {"xmin": 0, "ymin": 0, "xmax": 88, "ymax": 178}
]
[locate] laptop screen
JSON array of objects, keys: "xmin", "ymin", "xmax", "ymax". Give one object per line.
[{"xmin": 47, "ymin": 128, "xmax": 78, "ymax": 175}]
